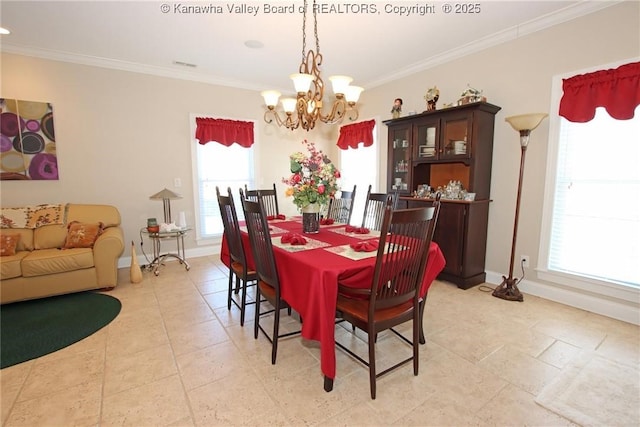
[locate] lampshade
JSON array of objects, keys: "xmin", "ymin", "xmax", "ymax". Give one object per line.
[
  {"xmin": 150, "ymin": 188, "xmax": 182, "ymax": 224},
  {"xmin": 328, "ymin": 75, "xmax": 353, "ymax": 95},
  {"xmin": 505, "ymin": 113, "xmax": 548, "ymax": 132},
  {"xmin": 281, "ymin": 98, "xmax": 297, "ymax": 113},
  {"xmin": 345, "ymin": 86, "xmax": 364, "ymax": 104},
  {"xmin": 261, "ymin": 90, "xmax": 281, "ymax": 108},
  {"xmin": 149, "ymin": 188, "xmax": 182, "ymax": 200},
  {"xmin": 291, "ymin": 73, "xmax": 314, "ymax": 93}
]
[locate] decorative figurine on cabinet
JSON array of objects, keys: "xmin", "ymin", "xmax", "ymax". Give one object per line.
[
  {"xmin": 391, "ymin": 98, "xmax": 403, "ymax": 119},
  {"xmin": 424, "ymin": 86, "xmax": 439, "ymax": 111}
]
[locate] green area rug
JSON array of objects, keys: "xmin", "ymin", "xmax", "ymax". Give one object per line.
[{"xmin": 1, "ymin": 291, "xmax": 121, "ymax": 369}]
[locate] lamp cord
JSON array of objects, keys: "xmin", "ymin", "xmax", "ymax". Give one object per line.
[{"xmin": 478, "ymin": 258, "xmax": 527, "ymax": 292}]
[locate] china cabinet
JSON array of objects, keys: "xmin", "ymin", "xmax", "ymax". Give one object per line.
[{"xmin": 384, "ymin": 102, "xmax": 501, "ymax": 289}]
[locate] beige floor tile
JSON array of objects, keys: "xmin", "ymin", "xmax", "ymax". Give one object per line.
[
  {"xmin": 395, "ymin": 392, "xmax": 486, "ymax": 426},
  {"xmin": 187, "ymin": 373, "xmax": 291, "ymax": 426},
  {"xmin": 478, "ymin": 344, "xmax": 560, "ymax": 395},
  {"xmin": 5, "ymin": 379, "xmax": 102, "ymax": 427},
  {"xmin": 538, "ymin": 339, "xmax": 582, "ymax": 369},
  {"xmin": 167, "ymin": 316, "xmax": 230, "ymax": 356},
  {"xmin": 175, "ymin": 340, "xmax": 251, "ymax": 391},
  {"xmin": 476, "ymin": 383, "xmax": 577, "ymax": 426},
  {"xmin": 103, "ymin": 343, "xmax": 178, "ymax": 397},
  {"xmin": 18, "ymin": 349, "xmax": 105, "ymax": 401},
  {"xmin": 100, "ymin": 375, "xmax": 192, "ymax": 426}
]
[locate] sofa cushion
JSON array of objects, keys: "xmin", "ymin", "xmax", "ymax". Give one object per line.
[
  {"xmin": 0, "ymin": 234, "xmax": 21, "ymax": 256},
  {"xmin": 67, "ymin": 204, "xmax": 120, "ymax": 228},
  {"xmin": 0, "ymin": 251, "xmax": 29, "ymax": 280},
  {"xmin": 34, "ymin": 224, "xmax": 67, "ymax": 250},
  {"xmin": 1, "ymin": 229, "xmax": 34, "ymax": 251},
  {"xmin": 21, "ymin": 248, "xmax": 94, "ymax": 278},
  {"xmin": 63, "ymin": 222, "xmax": 104, "ymax": 249}
]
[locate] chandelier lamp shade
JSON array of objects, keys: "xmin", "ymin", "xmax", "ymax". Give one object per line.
[
  {"xmin": 261, "ymin": 0, "xmax": 363, "ymax": 131},
  {"xmin": 492, "ymin": 113, "xmax": 548, "ymax": 302}
]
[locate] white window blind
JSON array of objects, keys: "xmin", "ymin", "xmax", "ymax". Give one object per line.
[
  {"xmin": 549, "ymin": 107, "xmax": 640, "ymax": 287},
  {"xmin": 340, "ymin": 125, "xmax": 378, "ymax": 225},
  {"xmin": 194, "ymin": 139, "xmax": 254, "ymax": 239}
]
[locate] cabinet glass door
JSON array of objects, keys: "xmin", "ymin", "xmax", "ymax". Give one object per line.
[
  {"xmin": 389, "ymin": 127, "xmax": 411, "ymax": 193},
  {"xmin": 415, "ymin": 120, "xmax": 439, "ymax": 160},
  {"xmin": 441, "ymin": 114, "xmax": 472, "ymax": 159}
]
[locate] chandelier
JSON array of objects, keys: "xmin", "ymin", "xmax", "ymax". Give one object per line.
[{"xmin": 260, "ymin": 0, "xmax": 363, "ymax": 131}]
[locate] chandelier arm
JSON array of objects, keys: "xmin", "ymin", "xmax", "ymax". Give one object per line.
[{"xmin": 265, "ymin": 109, "xmax": 300, "ymax": 130}]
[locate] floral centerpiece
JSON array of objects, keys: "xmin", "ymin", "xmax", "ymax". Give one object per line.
[{"xmin": 282, "ymin": 140, "xmax": 340, "ymax": 211}]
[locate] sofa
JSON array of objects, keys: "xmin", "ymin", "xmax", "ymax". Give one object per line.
[{"xmin": 0, "ymin": 203, "xmax": 124, "ymax": 304}]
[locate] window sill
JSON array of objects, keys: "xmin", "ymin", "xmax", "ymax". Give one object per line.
[{"xmin": 536, "ymin": 268, "xmax": 639, "ymax": 304}]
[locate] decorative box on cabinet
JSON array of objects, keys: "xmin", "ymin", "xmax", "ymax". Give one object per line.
[{"xmin": 386, "ymin": 102, "xmax": 501, "ymax": 289}]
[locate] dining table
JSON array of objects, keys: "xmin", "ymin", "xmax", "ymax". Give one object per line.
[{"xmin": 220, "ymin": 215, "xmax": 446, "ymax": 392}]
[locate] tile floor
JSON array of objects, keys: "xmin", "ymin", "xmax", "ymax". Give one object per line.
[{"xmin": 1, "ymin": 256, "xmax": 638, "ymax": 426}]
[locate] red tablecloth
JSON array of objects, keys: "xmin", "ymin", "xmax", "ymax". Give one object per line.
[{"xmin": 220, "ymin": 218, "xmax": 446, "ymax": 381}]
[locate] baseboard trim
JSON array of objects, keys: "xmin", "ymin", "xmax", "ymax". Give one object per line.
[{"xmin": 485, "ymin": 271, "xmax": 639, "ymax": 325}]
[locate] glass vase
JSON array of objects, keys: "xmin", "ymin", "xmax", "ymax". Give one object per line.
[{"xmin": 301, "ymin": 203, "xmax": 320, "ymax": 234}]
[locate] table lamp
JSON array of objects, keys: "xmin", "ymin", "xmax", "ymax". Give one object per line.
[
  {"xmin": 492, "ymin": 113, "xmax": 548, "ymax": 302},
  {"xmin": 150, "ymin": 188, "xmax": 182, "ymax": 224}
]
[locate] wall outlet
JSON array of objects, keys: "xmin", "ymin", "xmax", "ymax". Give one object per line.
[
  {"xmin": 520, "ymin": 255, "xmax": 530, "ymax": 268},
  {"xmin": 174, "ymin": 178, "xmax": 182, "ymax": 188}
]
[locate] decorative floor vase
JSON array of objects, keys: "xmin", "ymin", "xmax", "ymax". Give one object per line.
[
  {"xmin": 130, "ymin": 241, "xmax": 143, "ymax": 284},
  {"xmin": 302, "ymin": 203, "xmax": 320, "ymax": 234}
]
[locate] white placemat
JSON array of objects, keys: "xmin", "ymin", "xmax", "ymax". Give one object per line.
[{"xmin": 271, "ymin": 235, "xmax": 331, "ymax": 252}]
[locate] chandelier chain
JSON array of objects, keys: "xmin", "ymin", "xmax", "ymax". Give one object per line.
[{"xmin": 313, "ymin": 0, "xmax": 319, "ymax": 53}]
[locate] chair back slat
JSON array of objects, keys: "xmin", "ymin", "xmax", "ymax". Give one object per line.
[
  {"xmin": 245, "ymin": 183, "xmax": 279, "ymax": 216},
  {"xmin": 361, "ymin": 185, "xmax": 398, "ymax": 231},
  {"xmin": 326, "ymin": 185, "xmax": 356, "ymax": 223},
  {"xmin": 240, "ymin": 189, "xmax": 281, "ymax": 294},
  {"xmin": 216, "ymin": 187, "xmax": 246, "ymax": 267},
  {"xmin": 370, "ymin": 201, "xmax": 435, "ymax": 313}
]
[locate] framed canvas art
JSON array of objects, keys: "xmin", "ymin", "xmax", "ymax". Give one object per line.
[{"xmin": 0, "ymin": 98, "xmax": 58, "ymax": 180}]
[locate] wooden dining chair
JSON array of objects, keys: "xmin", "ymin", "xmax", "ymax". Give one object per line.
[
  {"xmin": 216, "ymin": 187, "xmax": 258, "ymax": 327},
  {"xmin": 335, "ymin": 197, "xmax": 436, "ymax": 399},
  {"xmin": 325, "ymin": 185, "xmax": 357, "ymax": 223},
  {"xmin": 419, "ymin": 192, "xmax": 442, "ymax": 344},
  {"xmin": 361, "ymin": 185, "xmax": 398, "ymax": 231},
  {"xmin": 239, "ymin": 188, "xmax": 299, "ymax": 364},
  {"xmin": 245, "ymin": 183, "xmax": 279, "ymax": 217}
]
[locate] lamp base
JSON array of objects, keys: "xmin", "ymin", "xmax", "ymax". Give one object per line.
[{"xmin": 492, "ymin": 276, "xmax": 524, "ymax": 302}]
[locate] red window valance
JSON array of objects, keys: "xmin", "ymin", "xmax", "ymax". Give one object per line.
[
  {"xmin": 195, "ymin": 118, "xmax": 254, "ymax": 147},
  {"xmin": 336, "ymin": 119, "xmax": 376, "ymax": 150},
  {"xmin": 559, "ymin": 61, "xmax": 640, "ymax": 123}
]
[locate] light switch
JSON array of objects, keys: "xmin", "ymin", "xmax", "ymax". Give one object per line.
[{"xmin": 174, "ymin": 178, "xmax": 182, "ymax": 187}]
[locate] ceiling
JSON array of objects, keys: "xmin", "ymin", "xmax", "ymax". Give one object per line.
[{"xmin": 0, "ymin": 1, "xmax": 618, "ymax": 93}]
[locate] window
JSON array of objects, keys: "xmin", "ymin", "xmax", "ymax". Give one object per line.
[
  {"xmin": 340, "ymin": 124, "xmax": 378, "ymax": 225},
  {"xmin": 191, "ymin": 116, "xmax": 254, "ymax": 241},
  {"xmin": 539, "ymin": 62, "xmax": 640, "ymax": 296}
]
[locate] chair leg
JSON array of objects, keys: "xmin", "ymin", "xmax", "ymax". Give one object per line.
[
  {"xmin": 239, "ymin": 277, "xmax": 247, "ymax": 327},
  {"xmin": 368, "ymin": 329, "xmax": 377, "ymax": 399},
  {"xmin": 419, "ymin": 299, "xmax": 426, "ymax": 345},
  {"xmin": 227, "ymin": 270, "xmax": 234, "ymax": 310},
  {"xmin": 272, "ymin": 302, "xmax": 281, "ymax": 364},
  {"xmin": 254, "ymin": 288, "xmax": 261, "ymax": 339},
  {"xmin": 234, "ymin": 275, "xmax": 241, "ymax": 294}
]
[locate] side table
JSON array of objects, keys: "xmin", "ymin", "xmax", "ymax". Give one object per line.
[{"xmin": 142, "ymin": 227, "xmax": 191, "ymax": 276}]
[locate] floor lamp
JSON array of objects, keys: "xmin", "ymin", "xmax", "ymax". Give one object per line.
[{"xmin": 492, "ymin": 113, "xmax": 548, "ymax": 302}]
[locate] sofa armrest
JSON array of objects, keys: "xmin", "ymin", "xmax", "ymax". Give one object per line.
[{"xmin": 93, "ymin": 226, "xmax": 124, "ymax": 287}]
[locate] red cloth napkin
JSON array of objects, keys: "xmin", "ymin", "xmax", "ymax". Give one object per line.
[
  {"xmin": 350, "ymin": 240, "xmax": 379, "ymax": 252},
  {"xmin": 267, "ymin": 214, "xmax": 286, "ymax": 220},
  {"xmin": 345, "ymin": 225, "xmax": 370, "ymax": 234},
  {"xmin": 320, "ymin": 218, "xmax": 335, "ymax": 225},
  {"xmin": 281, "ymin": 232, "xmax": 307, "ymax": 245}
]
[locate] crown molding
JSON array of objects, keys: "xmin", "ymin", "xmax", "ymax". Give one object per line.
[
  {"xmin": 0, "ymin": 1, "xmax": 622, "ymax": 92},
  {"xmin": 363, "ymin": 0, "xmax": 622, "ymax": 89}
]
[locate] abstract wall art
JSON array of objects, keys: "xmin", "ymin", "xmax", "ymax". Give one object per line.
[{"xmin": 0, "ymin": 98, "xmax": 59, "ymax": 180}]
